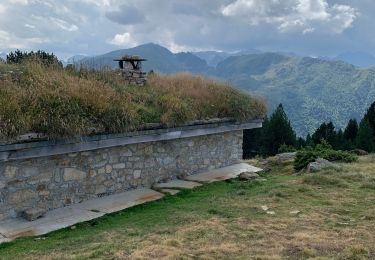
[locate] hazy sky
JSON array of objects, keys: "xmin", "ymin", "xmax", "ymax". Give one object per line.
[{"xmin": 0, "ymin": 0, "xmax": 373, "ymax": 59}]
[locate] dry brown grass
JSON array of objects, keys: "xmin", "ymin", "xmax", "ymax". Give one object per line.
[{"xmin": 0, "ymin": 62, "xmax": 266, "ymax": 140}]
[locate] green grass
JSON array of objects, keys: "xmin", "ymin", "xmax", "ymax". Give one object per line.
[
  {"xmin": 0, "ymin": 62, "xmax": 266, "ymax": 140},
  {"xmin": 0, "ymin": 156, "xmax": 375, "ymax": 259}
]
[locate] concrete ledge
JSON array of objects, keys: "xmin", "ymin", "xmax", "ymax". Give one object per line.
[
  {"xmin": 0, "ymin": 188, "xmax": 164, "ymax": 240},
  {"xmin": 0, "ymin": 121, "xmax": 261, "ymax": 162}
]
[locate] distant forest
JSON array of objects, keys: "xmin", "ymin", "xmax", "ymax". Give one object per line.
[{"xmin": 243, "ymin": 102, "xmax": 375, "ymax": 158}]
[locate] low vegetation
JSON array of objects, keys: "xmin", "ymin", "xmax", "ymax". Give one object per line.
[
  {"xmin": 1, "ymin": 156, "xmax": 374, "ymax": 259},
  {"xmin": 0, "ymin": 59, "xmax": 266, "ymax": 140},
  {"xmin": 294, "ymin": 140, "xmax": 357, "ymax": 171}
]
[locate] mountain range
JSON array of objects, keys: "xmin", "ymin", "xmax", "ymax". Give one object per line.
[{"xmin": 73, "ymin": 43, "xmax": 375, "ymax": 136}]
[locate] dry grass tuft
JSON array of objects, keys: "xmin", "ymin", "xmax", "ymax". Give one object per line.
[{"xmin": 0, "ymin": 63, "xmax": 266, "ymax": 140}]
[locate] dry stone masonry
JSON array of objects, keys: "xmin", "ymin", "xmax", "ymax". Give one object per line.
[
  {"xmin": 114, "ymin": 55, "xmax": 147, "ymax": 86},
  {"xmin": 0, "ymin": 121, "xmax": 258, "ymax": 221}
]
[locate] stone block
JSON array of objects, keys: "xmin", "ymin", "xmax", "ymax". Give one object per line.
[
  {"xmin": 97, "ymin": 167, "xmax": 105, "ymax": 174},
  {"xmin": 133, "ymin": 170, "xmax": 141, "ymax": 179},
  {"xmin": 63, "ymin": 168, "xmax": 87, "ymax": 181},
  {"xmin": 4, "ymin": 166, "xmax": 17, "ymax": 178},
  {"xmin": 22, "ymin": 208, "xmax": 46, "ymax": 221},
  {"xmin": 113, "ymin": 163, "xmax": 125, "ymax": 169},
  {"xmin": 9, "ymin": 189, "xmax": 37, "ymax": 205},
  {"xmin": 105, "ymin": 165, "xmax": 113, "ymax": 174}
]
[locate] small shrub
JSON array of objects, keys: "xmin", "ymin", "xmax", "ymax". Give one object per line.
[
  {"xmin": 278, "ymin": 144, "xmax": 296, "ymax": 153},
  {"xmin": 294, "ymin": 140, "xmax": 357, "ymax": 171}
]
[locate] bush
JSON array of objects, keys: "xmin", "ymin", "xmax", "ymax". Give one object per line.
[
  {"xmin": 294, "ymin": 140, "xmax": 357, "ymax": 171},
  {"xmin": 278, "ymin": 144, "xmax": 296, "ymax": 153}
]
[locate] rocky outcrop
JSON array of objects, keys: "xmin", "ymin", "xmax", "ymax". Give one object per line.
[
  {"xmin": 275, "ymin": 152, "xmax": 296, "ymax": 162},
  {"xmin": 307, "ymin": 158, "xmax": 340, "ymax": 173}
]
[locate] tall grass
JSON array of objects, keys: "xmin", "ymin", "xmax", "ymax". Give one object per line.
[{"xmin": 0, "ymin": 62, "xmax": 266, "ymax": 140}]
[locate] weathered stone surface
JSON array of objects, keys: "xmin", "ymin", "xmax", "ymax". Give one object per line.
[
  {"xmin": 275, "ymin": 152, "xmax": 296, "ymax": 162},
  {"xmin": 4, "ymin": 166, "xmax": 17, "ymax": 178},
  {"xmin": 160, "ymin": 189, "xmax": 180, "ymax": 195},
  {"xmin": 22, "ymin": 208, "xmax": 46, "ymax": 221},
  {"xmin": 113, "ymin": 163, "xmax": 125, "ymax": 169},
  {"xmin": 185, "ymin": 163, "xmax": 261, "ymax": 183},
  {"xmin": 133, "ymin": 170, "xmax": 141, "ymax": 179},
  {"xmin": 307, "ymin": 158, "xmax": 339, "ymax": 172},
  {"xmin": 63, "ymin": 168, "xmax": 87, "ymax": 181},
  {"xmin": 9, "ymin": 189, "xmax": 37, "ymax": 204},
  {"xmin": 350, "ymin": 149, "xmax": 369, "ymax": 156},
  {"xmin": 153, "ymin": 180, "xmax": 202, "ymax": 189},
  {"xmin": 238, "ymin": 172, "xmax": 259, "ymax": 180}
]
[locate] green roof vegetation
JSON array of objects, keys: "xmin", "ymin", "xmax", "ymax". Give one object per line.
[{"xmin": 0, "ymin": 61, "xmax": 266, "ymax": 140}]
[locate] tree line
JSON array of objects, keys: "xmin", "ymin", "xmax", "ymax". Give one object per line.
[
  {"xmin": 5, "ymin": 50, "xmax": 62, "ymax": 67},
  {"xmin": 243, "ymin": 103, "xmax": 375, "ymax": 158}
]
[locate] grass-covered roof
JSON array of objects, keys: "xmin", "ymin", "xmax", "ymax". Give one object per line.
[{"xmin": 0, "ymin": 61, "xmax": 266, "ymax": 140}]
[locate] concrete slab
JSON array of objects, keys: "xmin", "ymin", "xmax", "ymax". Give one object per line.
[
  {"xmin": 0, "ymin": 188, "xmax": 164, "ymax": 241},
  {"xmin": 0, "ymin": 207, "xmax": 104, "ymax": 240},
  {"xmin": 185, "ymin": 163, "xmax": 263, "ymax": 183},
  {"xmin": 0, "ymin": 233, "xmax": 10, "ymax": 244},
  {"xmin": 153, "ymin": 180, "xmax": 202, "ymax": 189},
  {"xmin": 160, "ymin": 189, "xmax": 181, "ymax": 195},
  {"xmin": 75, "ymin": 188, "xmax": 164, "ymax": 214}
]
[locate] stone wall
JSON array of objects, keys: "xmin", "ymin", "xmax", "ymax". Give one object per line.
[
  {"xmin": 122, "ymin": 70, "xmax": 147, "ymax": 86},
  {"xmin": 0, "ymin": 130, "xmax": 243, "ymax": 221}
]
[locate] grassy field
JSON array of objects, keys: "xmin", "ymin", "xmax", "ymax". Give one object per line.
[
  {"xmin": 0, "ymin": 156, "xmax": 374, "ymax": 259},
  {"xmin": 0, "ymin": 62, "xmax": 266, "ymax": 140}
]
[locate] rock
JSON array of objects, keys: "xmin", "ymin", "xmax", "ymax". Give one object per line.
[
  {"xmin": 259, "ymin": 167, "xmax": 271, "ymax": 173},
  {"xmin": 261, "ymin": 205, "xmax": 269, "ymax": 211},
  {"xmin": 266, "ymin": 211, "xmax": 276, "ymax": 215},
  {"xmin": 133, "ymin": 170, "xmax": 141, "ymax": 179},
  {"xmin": 350, "ymin": 149, "xmax": 369, "ymax": 156},
  {"xmin": 275, "ymin": 152, "xmax": 296, "ymax": 162},
  {"xmin": 307, "ymin": 158, "xmax": 339, "ymax": 173},
  {"xmin": 238, "ymin": 172, "xmax": 259, "ymax": 180},
  {"xmin": 4, "ymin": 166, "xmax": 17, "ymax": 178},
  {"xmin": 22, "ymin": 208, "xmax": 46, "ymax": 221},
  {"xmin": 63, "ymin": 168, "xmax": 87, "ymax": 181},
  {"xmin": 290, "ymin": 210, "xmax": 301, "ymax": 215}
]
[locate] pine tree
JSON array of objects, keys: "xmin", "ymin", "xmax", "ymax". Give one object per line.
[
  {"xmin": 356, "ymin": 119, "xmax": 374, "ymax": 152},
  {"xmin": 312, "ymin": 121, "xmax": 338, "ymax": 148},
  {"xmin": 259, "ymin": 104, "xmax": 296, "ymax": 155},
  {"xmin": 305, "ymin": 134, "xmax": 314, "ymax": 147},
  {"xmin": 342, "ymin": 119, "xmax": 358, "ymax": 150},
  {"xmin": 363, "ymin": 102, "xmax": 375, "ymax": 137},
  {"xmin": 344, "ymin": 119, "xmax": 359, "ymax": 142}
]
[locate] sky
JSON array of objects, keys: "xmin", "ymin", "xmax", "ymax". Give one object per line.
[{"xmin": 0, "ymin": 0, "xmax": 373, "ymax": 60}]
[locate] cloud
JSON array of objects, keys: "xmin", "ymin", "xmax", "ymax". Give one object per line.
[
  {"xmin": 108, "ymin": 32, "xmax": 137, "ymax": 47},
  {"xmin": 105, "ymin": 4, "xmax": 145, "ymax": 25},
  {"xmin": 0, "ymin": 4, "xmax": 6, "ymax": 14},
  {"xmin": 0, "ymin": 30, "xmax": 49, "ymax": 49},
  {"xmin": 221, "ymin": 0, "xmax": 358, "ymax": 34},
  {"xmin": 172, "ymin": 3, "xmax": 202, "ymax": 16},
  {"xmin": 50, "ymin": 17, "xmax": 79, "ymax": 32},
  {"xmin": 0, "ymin": 0, "xmax": 371, "ymax": 59},
  {"xmin": 8, "ymin": 0, "xmax": 29, "ymax": 5}
]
